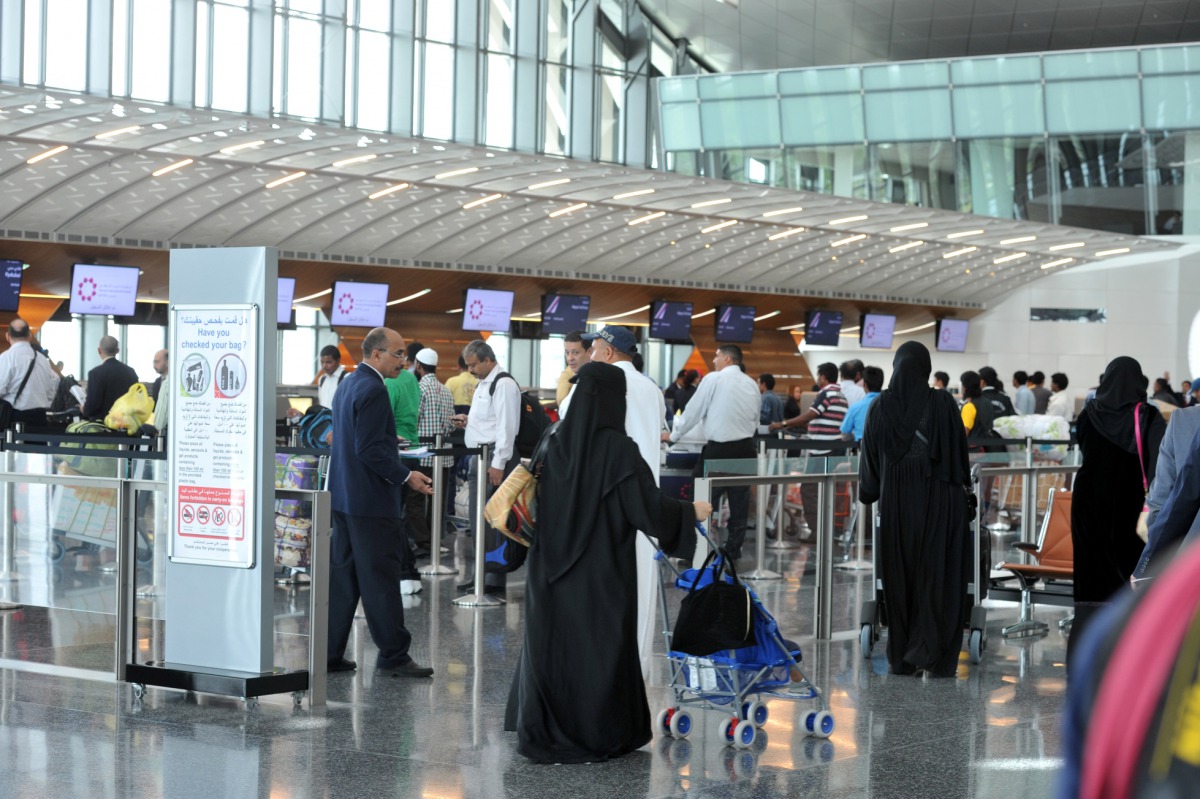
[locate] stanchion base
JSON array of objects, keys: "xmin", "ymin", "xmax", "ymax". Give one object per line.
[
  {"xmin": 419, "ymin": 563, "xmax": 457, "ymax": 576},
  {"xmin": 124, "ymin": 661, "xmax": 309, "ymax": 700},
  {"xmin": 0, "ymin": 601, "xmax": 22, "ymax": 611},
  {"xmin": 766, "ymin": 540, "xmax": 800, "ymax": 550},
  {"xmin": 453, "ymin": 593, "xmax": 506, "ymax": 607},
  {"xmin": 99, "ymin": 562, "xmax": 118, "ymax": 574},
  {"xmin": 135, "ymin": 584, "xmax": 159, "ymax": 598},
  {"xmin": 835, "ymin": 560, "xmax": 872, "ymax": 571},
  {"xmin": 742, "ymin": 568, "xmax": 783, "ymax": 580}
]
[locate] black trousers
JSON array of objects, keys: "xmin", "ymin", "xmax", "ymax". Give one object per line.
[
  {"xmin": 404, "ymin": 464, "xmax": 434, "ymax": 549},
  {"xmin": 327, "ymin": 511, "xmax": 414, "ymax": 668},
  {"xmin": 695, "ymin": 438, "xmax": 756, "ymax": 554}
]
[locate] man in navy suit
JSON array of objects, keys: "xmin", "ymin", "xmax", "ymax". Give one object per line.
[
  {"xmin": 326, "ymin": 327, "xmax": 435, "ymax": 678},
  {"xmin": 81, "ymin": 336, "xmax": 138, "ymax": 421}
]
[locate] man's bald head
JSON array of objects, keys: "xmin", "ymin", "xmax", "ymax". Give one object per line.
[
  {"xmin": 7, "ymin": 319, "xmax": 29, "ymax": 340},
  {"xmin": 98, "ymin": 336, "xmax": 119, "ymax": 357}
]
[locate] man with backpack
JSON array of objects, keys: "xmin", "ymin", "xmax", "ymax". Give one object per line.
[
  {"xmin": 316, "ymin": 345, "xmax": 348, "ymax": 409},
  {"xmin": 0, "ymin": 319, "xmax": 59, "ymax": 430}
]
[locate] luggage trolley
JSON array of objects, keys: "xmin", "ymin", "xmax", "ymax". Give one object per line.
[
  {"xmin": 653, "ymin": 525, "xmax": 835, "ymax": 749},
  {"xmin": 859, "ymin": 463, "xmax": 989, "ymax": 664}
]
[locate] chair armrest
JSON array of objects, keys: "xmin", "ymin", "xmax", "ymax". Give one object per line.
[{"xmin": 1013, "ymin": 542, "xmax": 1038, "ymax": 554}]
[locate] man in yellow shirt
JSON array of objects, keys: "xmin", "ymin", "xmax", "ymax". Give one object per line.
[
  {"xmin": 445, "ymin": 354, "xmax": 478, "ymax": 412},
  {"xmin": 555, "ymin": 330, "xmax": 591, "ymax": 406}
]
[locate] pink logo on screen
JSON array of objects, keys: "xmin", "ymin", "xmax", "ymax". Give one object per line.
[
  {"xmin": 468, "ymin": 298, "xmax": 485, "ymax": 322},
  {"xmin": 864, "ymin": 322, "xmax": 876, "ymax": 340},
  {"xmin": 336, "ymin": 292, "xmax": 354, "ymax": 315},
  {"xmin": 76, "ymin": 277, "xmax": 97, "ymax": 303}
]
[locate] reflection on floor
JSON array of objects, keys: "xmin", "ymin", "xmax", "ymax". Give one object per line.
[{"xmin": 0, "ymin": 536, "xmax": 1069, "ymax": 799}]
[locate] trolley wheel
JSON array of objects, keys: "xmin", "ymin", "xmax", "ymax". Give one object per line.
[
  {"xmin": 717, "ymin": 717, "xmax": 737, "ymax": 745},
  {"xmin": 741, "ymin": 699, "xmax": 768, "ymax": 728},
  {"xmin": 130, "ymin": 683, "xmax": 145, "ymax": 700},
  {"xmin": 733, "ymin": 719, "xmax": 756, "ymax": 749},
  {"xmin": 242, "ymin": 696, "xmax": 259, "ymax": 710},
  {"xmin": 51, "ymin": 537, "xmax": 65, "ymax": 563},
  {"xmin": 805, "ymin": 710, "xmax": 834, "ymax": 739},
  {"xmin": 968, "ymin": 629, "xmax": 985, "ymax": 664},
  {"xmin": 291, "ymin": 691, "xmax": 305, "ymax": 709},
  {"xmin": 655, "ymin": 708, "xmax": 672, "ymax": 737},
  {"xmin": 860, "ymin": 624, "xmax": 874, "ymax": 659},
  {"xmin": 669, "ymin": 708, "xmax": 693, "ymax": 738}
]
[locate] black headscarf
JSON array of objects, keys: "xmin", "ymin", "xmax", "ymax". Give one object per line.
[
  {"xmin": 537, "ymin": 361, "xmax": 639, "ymax": 583},
  {"xmin": 1089, "ymin": 356, "xmax": 1151, "ymax": 454},
  {"xmin": 876, "ymin": 341, "xmax": 934, "ymax": 462}
]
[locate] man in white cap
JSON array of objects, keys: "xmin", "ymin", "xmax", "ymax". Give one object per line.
[{"xmin": 409, "ymin": 347, "xmax": 455, "ymax": 560}]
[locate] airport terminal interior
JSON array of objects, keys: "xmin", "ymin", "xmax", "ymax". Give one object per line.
[{"xmin": 3, "ymin": 0, "xmax": 1200, "ymax": 797}]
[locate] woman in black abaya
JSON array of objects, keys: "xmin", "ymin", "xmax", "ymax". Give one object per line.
[
  {"xmin": 505, "ymin": 361, "xmax": 709, "ymax": 764},
  {"xmin": 1070, "ymin": 356, "xmax": 1165, "ymax": 657},
  {"xmin": 859, "ymin": 342, "xmax": 973, "ymax": 677}
]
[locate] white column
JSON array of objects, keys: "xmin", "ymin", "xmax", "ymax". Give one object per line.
[{"xmin": 1184, "ymin": 132, "xmax": 1200, "ymax": 235}]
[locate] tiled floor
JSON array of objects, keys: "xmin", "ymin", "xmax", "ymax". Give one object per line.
[{"xmin": 0, "ymin": 533, "xmax": 1069, "ymax": 799}]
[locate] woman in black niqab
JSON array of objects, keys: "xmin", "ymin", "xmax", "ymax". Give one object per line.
[
  {"xmin": 860, "ymin": 341, "xmax": 972, "ymax": 677},
  {"xmin": 1070, "ymin": 356, "xmax": 1165, "ymax": 660},
  {"xmin": 505, "ymin": 361, "xmax": 705, "ymax": 764}
]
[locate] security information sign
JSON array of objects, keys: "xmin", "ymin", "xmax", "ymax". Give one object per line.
[{"xmin": 169, "ymin": 304, "xmax": 258, "ymax": 567}]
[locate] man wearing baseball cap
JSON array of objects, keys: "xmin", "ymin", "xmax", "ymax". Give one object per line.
[{"xmin": 408, "ymin": 347, "xmax": 455, "ymax": 563}]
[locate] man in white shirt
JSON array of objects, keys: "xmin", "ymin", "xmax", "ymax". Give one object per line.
[
  {"xmin": 316, "ymin": 345, "xmax": 348, "ymax": 409},
  {"xmin": 450, "ymin": 339, "xmax": 520, "ymax": 595},
  {"xmin": 839, "ymin": 361, "xmax": 866, "ymax": 406},
  {"xmin": 584, "ymin": 325, "xmax": 667, "ymax": 679},
  {"xmin": 665, "ymin": 344, "xmax": 761, "ymax": 559},
  {"xmin": 0, "ymin": 319, "xmax": 59, "ymax": 429},
  {"xmin": 1046, "ymin": 372, "xmax": 1073, "ymax": 420}
]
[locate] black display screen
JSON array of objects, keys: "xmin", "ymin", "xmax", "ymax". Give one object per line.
[
  {"xmin": 649, "ymin": 300, "xmax": 694, "ymax": 341},
  {"xmin": 804, "ymin": 310, "xmax": 843, "ymax": 346},
  {"xmin": 715, "ymin": 304, "xmax": 756, "ymax": 343},
  {"xmin": 540, "ymin": 294, "xmax": 590, "ymax": 335},
  {"xmin": 0, "ymin": 261, "xmax": 22, "ymax": 313}
]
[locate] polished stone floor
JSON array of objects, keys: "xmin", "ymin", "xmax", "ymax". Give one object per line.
[{"xmin": 0, "ymin": 531, "xmax": 1069, "ymax": 799}]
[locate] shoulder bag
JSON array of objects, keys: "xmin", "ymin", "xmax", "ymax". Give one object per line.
[
  {"xmin": 671, "ymin": 545, "xmax": 757, "ymax": 656},
  {"xmin": 483, "ymin": 421, "xmax": 558, "ymax": 547},
  {"xmin": 0, "ymin": 352, "xmax": 41, "ymax": 432}
]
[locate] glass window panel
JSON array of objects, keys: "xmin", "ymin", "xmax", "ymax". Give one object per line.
[
  {"xmin": 781, "ymin": 94, "xmax": 864, "ymax": 146},
  {"xmin": 1148, "ymin": 130, "xmax": 1194, "ymax": 235},
  {"xmin": 124, "ymin": 325, "xmax": 166, "ymax": 383},
  {"xmin": 488, "ymin": 0, "xmax": 515, "ymax": 54},
  {"xmin": 872, "ymin": 141, "xmax": 958, "ymax": 210},
  {"xmin": 543, "ymin": 63, "xmax": 568, "ymax": 155},
  {"xmin": 194, "ymin": 3, "xmax": 209, "ymax": 106},
  {"xmin": 600, "ymin": 36, "xmax": 623, "ymax": 71},
  {"xmin": 281, "ymin": 327, "xmax": 317, "ymax": 384},
  {"xmin": 211, "ymin": 4, "xmax": 250, "ymax": 112},
  {"xmin": 658, "ymin": 77, "xmax": 697, "ymax": 103},
  {"xmin": 1044, "ymin": 50, "xmax": 1138, "ymax": 80},
  {"xmin": 952, "ymin": 84, "xmax": 1044, "ymax": 138},
  {"xmin": 863, "ymin": 88, "xmax": 952, "ymax": 142},
  {"xmin": 356, "ymin": 0, "xmax": 390, "ymax": 31},
  {"xmin": 44, "ymin": 0, "xmax": 88, "ymax": 91},
  {"xmin": 599, "ymin": 0, "xmax": 623, "ymax": 32},
  {"xmin": 23, "ymin": 0, "xmax": 43, "ymax": 83},
  {"xmin": 485, "ymin": 53, "xmax": 514, "ymax": 148},
  {"xmin": 660, "ymin": 103, "xmax": 701, "ymax": 151},
  {"xmin": 1045, "ymin": 79, "xmax": 1140, "ymax": 134},
  {"xmin": 425, "ymin": 0, "xmax": 454, "ymax": 43},
  {"xmin": 651, "ymin": 40, "xmax": 673, "ymax": 77},
  {"xmin": 37, "ymin": 320, "xmax": 80, "ymax": 380},
  {"xmin": 1142, "ymin": 45, "xmax": 1200, "ymax": 75},
  {"xmin": 785, "ymin": 145, "xmax": 869, "ymax": 198},
  {"xmin": 950, "ymin": 55, "xmax": 1041, "ymax": 85},
  {"xmin": 286, "ymin": 0, "xmax": 323, "ymax": 14},
  {"xmin": 130, "ymin": 0, "xmax": 171, "ymax": 101},
  {"xmin": 597, "ymin": 71, "xmax": 625, "ymax": 162},
  {"xmin": 700, "ymin": 98, "xmax": 781, "ymax": 150},
  {"xmin": 113, "ymin": 0, "xmax": 130, "ymax": 95},
  {"xmin": 422, "ymin": 42, "xmax": 454, "ymax": 139},
  {"xmin": 1055, "ymin": 134, "xmax": 1149, "ymax": 234},
  {"xmin": 545, "ymin": 0, "xmax": 569, "ymax": 62},
  {"xmin": 779, "ymin": 66, "xmax": 860, "ymax": 95},
  {"xmin": 1143, "ymin": 75, "xmax": 1200, "ymax": 130},
  {"xmin": 273, "ymin": 15, "xmax": 284, "ymax": 114},
  {"xmin": 539, "ymin": 337, "xmax": 564, "ymax": 390},
  {"xmin": 286, "ymin": 17, "xmax": 323, "ymax": 118},
  {"xmin": 489, "ymin": 334, "xmax": 510, "ymax": 369},
  {"xmin": 697, "ymin": 72, "xmax": 777, "ymax": 100},
  {"xmin": 355, "ymin": 31, "xmax": 390, "ymax": 131},
  {"xmin": 862, "ymin": 61, "xmax": 949, "ymax": 90}
]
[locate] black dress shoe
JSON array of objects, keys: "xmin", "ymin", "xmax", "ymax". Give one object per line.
[
  {"xmin": 377, "ymin": 660, "xmax": 434, "ymax": 678},
  {"xmin": 456, "ymin": 582, "xmax": 503, "ymax": 595},
  {"xmin": 412, "ymin": 546, "xmax": 431, "ymax": 559},
  {"xmin": 328, "ymin": 658, "xmax": 357, "ymax": 672}
]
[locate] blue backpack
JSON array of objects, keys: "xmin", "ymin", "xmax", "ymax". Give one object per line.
[{"xmin": 297, "ymin": 406, "xmax": 333, "ymax": 449}]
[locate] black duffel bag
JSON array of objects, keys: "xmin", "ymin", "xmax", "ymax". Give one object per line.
[{"xmin": 671, "ymin": 547, "xmax": 757, "ymax": 656}]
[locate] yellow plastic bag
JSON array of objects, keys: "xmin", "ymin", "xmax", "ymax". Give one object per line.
[{"xmin": 105, "ymin": 382, "xmax": 155, "ymax": 434}]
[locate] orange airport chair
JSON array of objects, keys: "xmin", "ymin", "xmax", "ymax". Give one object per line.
[{"xmin": 997, "ymin": 489, "xmax": 1073, "ymax": 638}]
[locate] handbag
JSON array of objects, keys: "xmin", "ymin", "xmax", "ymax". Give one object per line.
[
  {"xmin": 483, "ymin": 422, "xmax": 557, "ymax": 547},
  {"xmin": 671, "ymin": 545, "xmax": 757, "ymax": 656},
  {"xmin": 0, "ymin": 352, "xmax": 41, "ymax": 432},
  {"xmin": 1135, "ymin": 402, "xmax": 1152, "ymax": 542}
]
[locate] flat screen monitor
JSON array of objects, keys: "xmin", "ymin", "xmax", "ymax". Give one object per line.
[
  {"xmin": 936, "ymin": 319, "xmax": 970, "ymax": 352},
  {"xmin": 0, "ymin": 260, "xmax": 22, "ymax": 313},
  {"xmin": 329, "ymin": 280, "xmax": 388, "ymax": 327},
  {"xmin": 277, "ymin": 277, "xmax": 295, "ymax": 326},
  {"xmin": 462, "ymin": 288, "xmax": 514, "ymax": 333},
  {"xmin": 540, "ymin": 293, "xmax": 590, "ymax": 335},
  {"xmin": 649, "ymin": 300, "xmax": 694, "ymax": 341},
  {"xmin": 70, "ymin": 264, "xmax": 139, "ymax": 317},
  {"xmin": 859, "ymin": 313, "xmax": 896, "ymax": 349},
  {"xmin": 715, "ymin": 304, "xmax": 756, "ymax": 343},
  {"xmin": 804, "ymin": 309, "xmax": 842, "ymax": 346}
]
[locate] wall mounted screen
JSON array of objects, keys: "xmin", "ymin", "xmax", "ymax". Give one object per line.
[
  {"xmin": 540, "ymin": 294, "xmax": 590, "ymax": 335},
  {"xmin": 70, "ymin": 264, "xmax": 139, "ymax": 316},
  {"xmin": 0, "ymin": 260, "xmax": 23, "ymax": 313},
  {"xmin": 277, "ymin": 277, "xmax": 295, "ymax": 326},
  {"xmin": 330, "ymin": 280, "xmax": 389, "ymax": 328},
  {"xmin": 463, "ymin": 288, "xmax": 514, "ymax": 333},
  {"xmin": 715, "ymin": 304, "xmax": 756, "ymax": 343},
  {"xmin": 804, "ymin": 310, "xmax": 843, "ymax": 346},
  {"xmin": 649, "ymin": 300, "xmax": 694, "ymax": 341},
  {"xmin": 859, "ymin": 313, "xmax": 896, "ymax": 349},
  {"xmin": 936, "ymin": 319, "xmax": 970, "ymax": 352}
]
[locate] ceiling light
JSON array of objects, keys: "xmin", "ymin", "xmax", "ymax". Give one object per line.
[
  {"xmin": 761, "ymin": 206, "xmax": 804, "ymax": 218},
  {"xmin": 151, "ymin": 158, "xmax": 193, "ymax": 177},
  {"xmin": 754, "ymin": 310, "xmax": 781, "ymax": 321},
  {"xmin": 890, "ymin": 222, "xmax": 928, "ymax": 232},
  {"xmin": 943, "ymin": 246, "xmax": 978, "ymax": 258},
  {"xmin": 690, "ymin": 198, "xmax": 731, "ymax": 208},
  {"xmin": 1049, "ymin": 242, "xmax": 1084, "ymax": 251},
  {"xmin": 435, "ymin": 166, "xmax": 479, "ymax": 179},
  {"xmin": 295, "ymin": 288, "xmax": 332, "ymax": 303},
  {"xmin": 1096, "ymin": 247, "xmax": 1131, "ymax": 257},
  {"xmin": 368, "ymin": 183, "xmax": 411, "ymax": 199},
  {"xmin": 219, "ymin": 140, "xmax": 265, "ymax": 154},
  {"xmin": 629, "ymin": 211, "xmax": 666, "ymax": 225},
  {"xmin": 1041, "ymin": 258, "xmax": 1074, "ymax": 270},
  {"xmin": 692, "ymin": 308, "xmax": 716, "ymax": 319},
  {"xmin": 529, "ymin": 178, "xmax": 571, "ymax": 190},
  {"xmin": 777, "ymin": 323, "xmax": 804, "ymax": 331},
  {"xmin": 829, "ymin": 215, "xmax": 868, "ymax": 225},
  {"xmin": 613, "ymin": 189, "xmax": 655, "ymax": 200},
  {"xmin": 332, "ymin": 153, "xmax": 377, "ymax": 167},
  {"xmin": 386, "ymin": 288, "xmax": 431, "ymax": 306},
  {"xmin": 701, "ymin": 220, "xmax": 737, "ymax": 234},
  {"xmin": 993, "ymin": 252, "xmax": 1026, "ymax": 264},
  {"xmin": 265, "ymin": 171, "xmax": 306, "ymax": 188},
  {"xmin": 888, "ymin": 241, "xmax": 923, "ymax": 253},
  {"xmin": 446, "ymin": 307, "xmax": 463, "ymax": 313},
  {"xmin": 463, "ymin": 193, "xmax": 503, "ymax": 209},
  {"xmin": 1001, "ymin": 235, "xmax": 1036, "ymax": 245},
  {"xmin": 26, "ymin": 145, "xmax": 68, "ymax": 164},
  {"xmin": 598, "ymin": 304, "xmax": 651, "ymax": 321},
  {"xmin": 768, "ymin": 228, "xmax": 805, "ymax": 241},
  {"xmin": 95, "ymin": 125, "xmax": 141, "ymax": 139},
  {"xmin": 894, "ymin": 321, "xmax": 937, "ymax": 335},
  {"xmin": 548, "ymin": 202, "xmax": 587, "ymax": 218},
  {"xmin": 831, "ymin": 234, "xmax": 867, "ymax": 247},
  {"xmin": 946, "ymin": 229, "xmax": 984, "ymax": 239}
]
